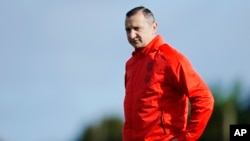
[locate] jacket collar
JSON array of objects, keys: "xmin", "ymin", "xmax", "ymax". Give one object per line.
[{"xmin": 132, "ymin": 35, "xmax": 165, "ymax": 57}]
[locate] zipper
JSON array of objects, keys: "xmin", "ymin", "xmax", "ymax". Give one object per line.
[{"xmin": 160, "ymin": 109, "xmax": 167, "ymax": 135}]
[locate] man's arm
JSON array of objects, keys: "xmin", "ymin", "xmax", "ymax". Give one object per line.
[{"xmin": 176, "ymin": 56, "xmax": 214, "ymax": 141}]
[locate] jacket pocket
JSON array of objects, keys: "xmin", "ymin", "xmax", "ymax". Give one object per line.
[{"xmin": 160, "ymin": 109, "xmax": 167, "ymax": 135}]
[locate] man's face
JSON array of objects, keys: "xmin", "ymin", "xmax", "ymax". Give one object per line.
[{"xmin": 125, "ymin": 12, "xmax": 157, "ymax": 49}]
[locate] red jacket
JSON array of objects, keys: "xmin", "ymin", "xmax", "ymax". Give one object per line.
[{"xmin": 123, "ymin": 35, "xmax": 214, "ymax": 141}]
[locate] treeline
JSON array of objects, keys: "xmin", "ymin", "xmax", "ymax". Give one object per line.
[{"xmin": 77, "ymin": 82, "xmax": 250, "ymax": 141}]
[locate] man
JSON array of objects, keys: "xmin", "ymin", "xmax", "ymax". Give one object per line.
[{"xmin": 123, "ymin": 6, "xmax": 214, "ymax": 141}]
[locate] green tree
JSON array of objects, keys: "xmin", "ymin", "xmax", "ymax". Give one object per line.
[
  {"xmin": 200, "ymin": 81, "xmax": 242, "ymax": 141},
  {"xmin": 77, "ymin": 81, "xmax": 250, "ymax": 141},
  {"xmin": 77, "ymin": 116, "xmax": 123, "ymax": 141}
]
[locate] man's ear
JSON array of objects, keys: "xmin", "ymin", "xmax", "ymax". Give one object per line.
[{"xmin": 152, "ymin": 22, "xmax": 158, "ymax": 32}]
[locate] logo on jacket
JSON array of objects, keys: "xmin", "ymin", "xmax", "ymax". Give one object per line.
[
  {"xmin": 145, "ymin": 61, "xmax": 154, "ymax": 83},
  {"xmin": 146, "ymin": 61, "xmax": 153, "ymax": 72}
]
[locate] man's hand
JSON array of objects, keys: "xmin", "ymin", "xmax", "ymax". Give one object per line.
[{"xmin": 171, "ymin": 138, "xmax": 178, "ymax": 141}]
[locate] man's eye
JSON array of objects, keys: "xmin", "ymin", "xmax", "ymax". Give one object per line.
[{"xmin": 134, "ymin": 27, "xmax": 139, "ymax": 31}]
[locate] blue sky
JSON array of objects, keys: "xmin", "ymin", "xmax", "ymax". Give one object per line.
[{"xmin": 1, "ymin": 0, "xmax": 250, "ymax": 141}]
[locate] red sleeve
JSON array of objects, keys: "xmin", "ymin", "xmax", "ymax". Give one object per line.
[{"xmin": 174, "ymin": 55, "xmax": 214, "ymax": 141}]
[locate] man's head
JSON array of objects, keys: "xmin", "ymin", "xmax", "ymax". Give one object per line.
[{"xmin": 125, "ymin": 6, "xmax": 158, "ymax": 49}]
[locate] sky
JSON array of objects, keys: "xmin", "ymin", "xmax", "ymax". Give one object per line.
[{"xmin": 1, "ymin": 0, "xmax": 250, "ymax": 141}]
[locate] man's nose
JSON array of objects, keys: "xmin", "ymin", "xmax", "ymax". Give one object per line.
[{"xmin": 128, "ymin": 30, "xmax": 137, "ymax": 39}]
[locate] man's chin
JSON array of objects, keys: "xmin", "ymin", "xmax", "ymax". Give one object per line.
[
  {"xmin": 132, "ymin": 44, "xmax": 144, "ymax": 49},
  {"xmin": 134, "ymin": 46, "xmax": 144, "ymax": 49}
]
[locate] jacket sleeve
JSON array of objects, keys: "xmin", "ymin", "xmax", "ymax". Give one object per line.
[{"xmin": 173, "ymin": 55, "xmax": 214, "ymax": 141}]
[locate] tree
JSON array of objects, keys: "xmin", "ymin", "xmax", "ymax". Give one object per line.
[
  {"xmin": 76, "ymin": 116, "xmax": 122, "ymax": 141},
  {"xmin": 77, "ymin": 81, "xmax": 250, "ymax": 141},
  {"xmin": 200, "ymin": 81, "xmax": 243, "ymax": 141}
]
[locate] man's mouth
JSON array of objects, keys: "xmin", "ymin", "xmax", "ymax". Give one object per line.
[{"xmin": 132, "ymin": 39, "xmax": 140, "ymax": 44}]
